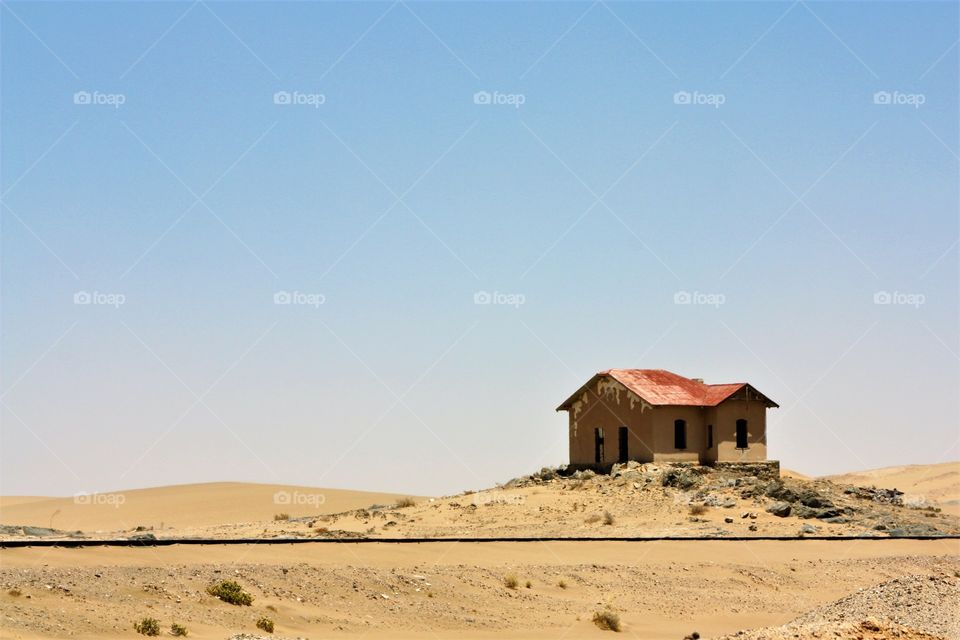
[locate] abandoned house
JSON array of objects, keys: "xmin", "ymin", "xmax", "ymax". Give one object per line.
[{"xmin": 557, "ymin": 369, "xmax": 778, "ymax": 468}]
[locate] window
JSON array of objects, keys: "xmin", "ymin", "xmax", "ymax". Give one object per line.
[
  {"xmin": 707, "ymin": 424, "xmax": 713, "ymax": 449},
  {"xmin": 674, "ymin": 419, "xmax": 687, "ymax": 450},
  {"xmin": 736, "ymin": 419, "xmax": 748, "ymax": 449}
]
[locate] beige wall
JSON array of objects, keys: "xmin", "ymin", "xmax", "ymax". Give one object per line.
[
  {"xmin": 567, "ymin": 378, "xmax": 655, "ymax": 465},
  {"xmin": 713, "ymin": 399, "xmax": 768, "ymax": 462},
  {"xmin": 565, "ymin": 380, "xmax": 770, "ymax": 466}
]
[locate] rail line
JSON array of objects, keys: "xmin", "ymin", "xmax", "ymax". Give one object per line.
[{"xmin": 2, "ymin": 535, "xmax": 958, "ymax": 548}]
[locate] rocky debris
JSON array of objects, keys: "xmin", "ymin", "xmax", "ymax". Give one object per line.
[
  {"xmin": 791, "ymin": 574, "xmax": 959, "ymax": 638},
  {"xmin": 766, "ymin": 502, "xmax": 791, "ymax": 517},
  {"xmin": 886, "ymin": 524, "xmax": 944, "ymax": 537},
  {"xmin": 799, "ymin": 524, "xmax": 818, "ymax": 535},
  {"xmin": 128, "ymin": 532, "xmax": 157, "ymax": 542},
  {"xmin": 229, "ymin": 635, "xmax": 308, "ymax": 640},
  {"xmin": 716, "ymin": 574, "xmax": 959, "ymax": 639},
  {"xmin": 843, "ymin": 485, "xmax": 905, "ymax": 507},
  {"xmin": 703, "ymin": 495, "xmax": 737, "ymax": 508}
]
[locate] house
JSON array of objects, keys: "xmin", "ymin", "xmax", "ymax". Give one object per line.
[{"xmin": 556, "ymin": 369, "xmax": 778, "ymax": 468}]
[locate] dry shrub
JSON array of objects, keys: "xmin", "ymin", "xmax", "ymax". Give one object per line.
[
  {"xmin": 689, "ymin": 503, "xmax": 708, "ymax": 516},
  {"xmin": 133, "ymin": 618, "xmax": 160, "ymax": 636},
  {"xmin": 273, "ymin": 513, "xmax": 290, "ymax": 521},
  {"xmin": 256, "ymin": 617, "xmax": 274, "ymax": 633},
  {"xmin": 206, "ymin": 580, "xmax": 253, "ymax": 606},
  {"xmin": 504, "ymin": 574, "xmax": 519, "ymax": 589},
  {"xmin": 602, "ymin": 511, "xmax": 615, "ymax": 525},
  {"xmin": 170, "ymin": 622, "xmax": 188, "ymax": 637},
  {"xmin": 592, "ymin": 609, "xmax": 621, "ymax": 632},
  {"xmin": 395, "ymin": 497, "xmax": 417, "ymax": 508},
  {"xmin": 584, "ymin": 514, "xmax": 602, "ymax": 524},
  {"xmin": 558, "ymin": 580, "xmax": 568, "ymax": 589}
]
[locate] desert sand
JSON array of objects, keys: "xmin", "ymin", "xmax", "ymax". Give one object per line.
[{"xmin": 1, "ymin": 539, "xmax": 957, "ymax": 639}]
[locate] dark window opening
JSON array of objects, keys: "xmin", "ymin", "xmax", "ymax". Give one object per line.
[
  {"xmin": 736, "ymin": 419, "xmax": 748, "ymax": 449},
  {"xmin": 674, "ymin": 419, "xmax": 687, "ymax": 450},
  {"xmin": 618, "ymin": 426, "xmax": 628, "ymax": 463},
  {"xmin": 594, "ymin": 428, "xmax": 604, "ymax": 464},
  {"xmin": 707, "ymin": 424, "xmax": 713, "ymax": 449}
]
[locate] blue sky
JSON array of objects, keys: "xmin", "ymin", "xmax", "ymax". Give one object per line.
[{"xmin": 2, "ymin": 1, "xmax": 957, "ymax": 497}]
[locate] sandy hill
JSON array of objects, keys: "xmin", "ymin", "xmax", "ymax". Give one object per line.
[
  {"xmin": 0, "ymin": 482, "xmax": 415, "ymax": 532},
  {"xmin": 822, "ymin": 462, "xmax": 959, "ymax": 511}
]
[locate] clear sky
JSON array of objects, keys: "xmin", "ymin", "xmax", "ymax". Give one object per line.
[{"xmin": 1, "ymin": 1, "xmax": 957, "ymax": 498}]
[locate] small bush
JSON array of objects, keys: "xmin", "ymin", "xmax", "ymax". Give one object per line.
[
  {"xmin": 395, "ymin": 497, "xmax": 417, "ymax": 508},
  {"xmin": 7, "ymin": 589, "xmax": 21, "ymax": 597},
  {"xmin": 170, "ymin": 622, "xmax": 188, "ymax": 637},
  {"xmin": 256, "ymin": 617, "xmax": 274, "ymax": 633},
  {"xmin": 689, "ymin": 503, "xmax": 708, "ymax": 516},
  {"xmin": 602, "ymin": 511, "xmax": 615, "ymax": 526},
  {"xmin": 133, "ymin": 617, "xmax": 161, "ymax": 636},
  {"xmin": 265, "ymin": 604, "xmax": 277, "ymax": 612},
  {"xmin": 584, "ymin": 514, "xmax": 602, "ymax": 524},
  {"xmin": 206, "ymin": 580, "xmax": 253, "ymax": 606},
  {"xmin": 273, "ymin": 513, "xmax": 289, "ymax": 521},
  {"xmin": 558, "ymin": 580, "xmax": 568, "ymax": 589},
  {"xmin": 504, "ymin": 574, "xmax": 519, "ymax": 589},
  {"xmin": 525, "ymin": 580, "xmax": 532, "ymax": 589},
  {"xmin": 592, "ymin": 609, "xmax": 621, "ymax": 632}
]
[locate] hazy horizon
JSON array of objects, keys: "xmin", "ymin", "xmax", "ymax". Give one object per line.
[{"xmin": 2, "ymin": 1, "xmax": 958, "ymax": 498}]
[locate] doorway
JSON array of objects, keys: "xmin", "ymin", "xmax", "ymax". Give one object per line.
[
  {"xmin": 618, "ymin": 426, "xmax": 629, "ymax": 463},
  {"xmin": 594, "ymin": 428, "xmax": 604, "ymax": 464}
]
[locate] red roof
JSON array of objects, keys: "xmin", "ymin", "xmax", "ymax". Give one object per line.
[{"xmin": 556, "ymin": 369, "xmax": 778, "ymax": 410}]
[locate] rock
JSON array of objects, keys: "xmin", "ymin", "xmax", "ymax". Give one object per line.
[
  {"xmin": 797, "ymin": 489, "xmax": 833, "ymax": 509},
  {"xmin": 724, "ymin": 517, "xmax": 734, "ymax": 524},
  {"xmin": 822, "ymin": 517, "xmax": 849, "ymax": 524},
  {"xmin": 766, "ymin": 502, "xmax": 791, "ymax": 517},
  {"xmin": 764, "ymin": 480, "xmax": 799, "ymax": 503},
  {"xmin": 662, "ymin": 468, "xmax": 700, "ymax": 490},
  {"xmin": 740, "ymin": 511, "xmax": 750, "ymax": 519},
  {"xmin": 748, "ymin": 523, "xmax": 758, "ymax": 531},
  {"xmin": 800, "ymin": 524, "xmax": 818, "ymax": 535},
  {"xmin": 793, "ymin": 505, "xmax": 817, "ymax": 519},
  {"xmin": 21, "ymin": 526, "xmax": 58, "ymax": 537},
  {"xmin": 813, "ymin": 508, "xmax": 841, "ymax": 519}
]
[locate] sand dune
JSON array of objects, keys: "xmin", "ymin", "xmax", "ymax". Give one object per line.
[{"xmin": 0, "ymin": 482, "xmax": 416, "ymax": 532}]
